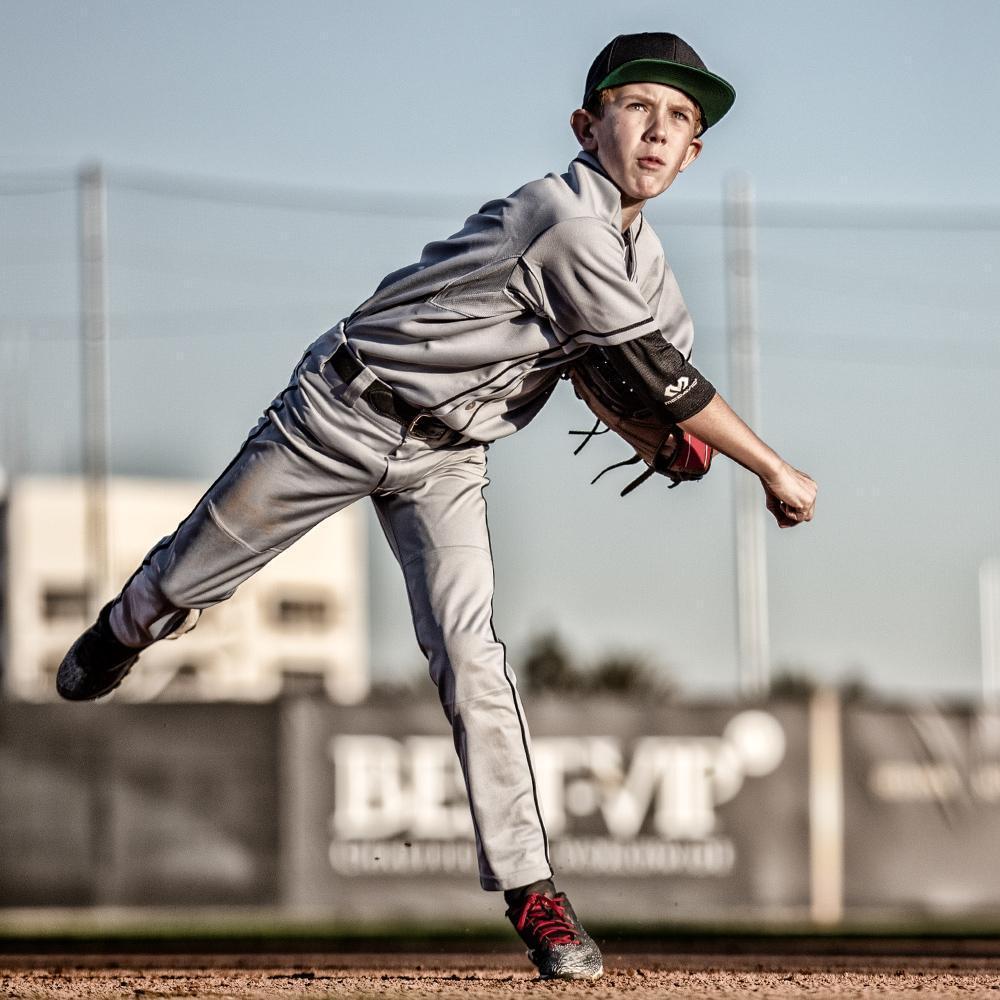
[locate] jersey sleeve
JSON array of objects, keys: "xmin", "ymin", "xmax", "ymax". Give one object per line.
[
  {"xmin": 604, "ymin": 330, "xmax": 716, "ymax": 423},
  {"xmin": 511, "ymin": 217, "xmax": 662, "ymax": 346}
]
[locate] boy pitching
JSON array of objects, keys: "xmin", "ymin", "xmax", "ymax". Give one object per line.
[{"xmin": 57, "ymin": 33, "xmax": 817, "ymax": 979}]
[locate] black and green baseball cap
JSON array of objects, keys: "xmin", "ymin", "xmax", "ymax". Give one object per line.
[{"xmin": 583, "ymin": 32, "xmax": 736, "ymax": 130}]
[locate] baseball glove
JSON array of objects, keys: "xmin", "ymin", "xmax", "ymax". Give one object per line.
[{"xmin": 568, "ymin": 347, "xmax": 714, "ymax": 497}]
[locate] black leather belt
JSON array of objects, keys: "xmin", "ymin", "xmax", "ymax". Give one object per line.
[{"xmin": 329, "ymin": 343, "xmax": 454, "ymax": 441}]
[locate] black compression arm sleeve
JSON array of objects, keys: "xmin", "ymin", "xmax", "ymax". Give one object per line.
[{"xmin": 604, "ymin": 330, "xmax": 716, "ymax": 422}]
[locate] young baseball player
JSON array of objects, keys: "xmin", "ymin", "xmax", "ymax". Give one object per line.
[{"xmin": 57, "ymin": 33, "xmax": 816, "ymax": 979}]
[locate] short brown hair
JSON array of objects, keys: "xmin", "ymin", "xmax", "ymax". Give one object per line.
[{"xmin": 582, "ymin": 87, "xmax": 611, "ymax": 118}]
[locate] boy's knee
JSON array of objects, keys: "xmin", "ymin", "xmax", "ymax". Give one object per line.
[
  {"xmin": 153, "ymin": 505, "xmax": 266, "ymax": 609},
  {"xmin": 157, "ymin": 563, "xmax": 235, "ymax": 610},
  {"xmin": 425, "ymin": 627, "xmax": 505, "ymax": 701}
]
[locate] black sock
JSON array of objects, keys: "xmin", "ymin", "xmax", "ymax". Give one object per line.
[{"xmin": 504, "ymin": 878, "xmax": 556, "ymax": 910}]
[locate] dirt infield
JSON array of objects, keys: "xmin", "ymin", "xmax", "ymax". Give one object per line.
[{"xmin": 5, "ymin": 951, "xmax": 1000, "ymax": 999}]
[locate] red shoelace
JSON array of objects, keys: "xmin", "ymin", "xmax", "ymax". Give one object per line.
[{"xmin": 514, "ymin": 893, "xmax": 579, "ymax": 946}]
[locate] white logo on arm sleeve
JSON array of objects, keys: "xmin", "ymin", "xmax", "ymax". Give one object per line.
[{"xmin": 664, "ymin": 376, "xmax": 697, "ymax": 401}]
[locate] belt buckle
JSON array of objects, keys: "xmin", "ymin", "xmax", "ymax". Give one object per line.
[{"xmin": 405, "ymin": 412, "xmax": 445, "ymax": 441}]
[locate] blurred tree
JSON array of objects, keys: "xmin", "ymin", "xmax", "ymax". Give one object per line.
[
  {"xmin": 839, "ymin": 671, "xmax": 875, "ymax": 704},
  {"xmin": 768, "ymin": 665, "xmax": 877, "ymax": 704},
  {"xmin": 770, "ymin": 666, "xmax": 817, "ymax": 698},
  {"xmin": 521, "ymin": 632, "xmax": 675, "ymax": 699},
  {"xmin": 588, "ymin": 653, "xmax": 674, "ymax": 700},
  {"xmin": 522, "ymin": 631, "xmax": 579, "ymax": 693}
]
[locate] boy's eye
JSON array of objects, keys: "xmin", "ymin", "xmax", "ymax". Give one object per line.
[
  {"xmin": 673, "ymin": 110, "xmax": 690, "ymax": 122},
  {"xmin": 628, "ymin": 102, "xmax": 648, "ymax": 111}
]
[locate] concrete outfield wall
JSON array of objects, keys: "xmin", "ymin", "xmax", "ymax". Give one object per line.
[
  {"xmin": 2, "ymin": 697, "xmax": 1000, "ymax": 922},
  {"xmin": 0, "ymin": 703, "xmax": 280, "ymax": 908},
  {"xmin": 843, "ymin": 706, "xmax": 1000, "ymax": 915}
]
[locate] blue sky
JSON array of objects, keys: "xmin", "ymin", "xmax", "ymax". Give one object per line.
[{"xmin": 2, "ymin": 0, "xmax": 999, "ymax": 698}]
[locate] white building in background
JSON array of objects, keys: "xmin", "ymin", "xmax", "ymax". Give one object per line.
[{"xmin": 1, "ymin": 476, "xmax": 368, "ymax": 703}]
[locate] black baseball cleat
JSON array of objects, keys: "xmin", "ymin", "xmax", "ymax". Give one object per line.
[
  {"xmin": 506, "ymin": 891, "xmax": 603, "ymax": 981},
  {"xmin": 56, "ymin": 602, "xmax": 143, "ymax": 701}
]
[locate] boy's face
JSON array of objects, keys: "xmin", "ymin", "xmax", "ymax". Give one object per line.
[{"xmin": 571, "ymin": 83, "xmax": 703, "ymax": 210}]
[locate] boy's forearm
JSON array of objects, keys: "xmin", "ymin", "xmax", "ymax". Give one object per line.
[
  {"xmin": 677, "ymin": 392, "xmax": 784, "ymax": 479},
  {"xmin": 682, "ymin": 393, "xmax": 817, "ymax": 528}
]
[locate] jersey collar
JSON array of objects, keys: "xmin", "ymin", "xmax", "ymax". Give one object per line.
[{"xmin": 571, "ymin": 151, "xmax": 642, "ymax": 236}]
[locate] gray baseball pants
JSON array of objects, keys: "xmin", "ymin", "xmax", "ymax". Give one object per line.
[{"xmin": 109, "ymin": 329, "xmax": 552, "ymax": 892}]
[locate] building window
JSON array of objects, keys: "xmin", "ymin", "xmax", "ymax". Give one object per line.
[
  {"xmin": 279, "ymin": 665, "xmax": 328, "ymax": 697},
  {"xmin": 41, "ymin": 586, "xmax": 88, "ymax": 621},
  {"xmin": 270, "ymin": 593, "xmax": 335, "ymax": 628}
]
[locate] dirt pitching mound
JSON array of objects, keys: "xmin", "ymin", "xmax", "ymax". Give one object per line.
[{"xmin": 4, "ymin": 953, "xmax": 1000, "ymax": 999}]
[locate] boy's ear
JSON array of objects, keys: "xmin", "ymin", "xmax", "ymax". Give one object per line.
[
  {"xmin": 570, "ymin": 108, "xmax": 598, "ymax": 151},
  {"xmin": 679, "ymin": 137, "xmax": 704, "ymax": 172}
]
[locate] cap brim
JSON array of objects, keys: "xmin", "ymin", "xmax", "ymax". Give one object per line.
[{"xmin": 592, "ymin": 58, "xmax": 736, "ymax": 129}]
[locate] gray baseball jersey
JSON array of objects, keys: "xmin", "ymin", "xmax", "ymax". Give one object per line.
[{"xmin": 339, "ymin": 151, "xmax": 698, "ymax": 441}]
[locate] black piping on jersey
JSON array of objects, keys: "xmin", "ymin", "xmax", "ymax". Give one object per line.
[
  {"xmin": 413, "ymin": 341, "xmax": 568, "ymax": 415},
  {"xmin": 582, "ymin": 315, "xmax": 654, "ymax": 340},
  {"xmin": 429, "ymin": 316, "xmax": 658, "ymax": 431},
  {"xmin": 623, "ymin": 227, "xmax": 636, "ymax": 280},
  {"xmin": 411, "ymin": 312, "xmax": 659, "ymax": 419},
  {"xmin": 479, "ymin": 476, "xmax": 553, "ymax": 877},
  {"xmin": 449, "ymin": 358, "xmax": 565, "ymax": 433},
  {"xmin": 449, "ymin": 371, "xmax": 559, "ymax": 437},
  {"xmin": 110, "ymin": 351, "xmax": 312, "ymax": 613}
]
